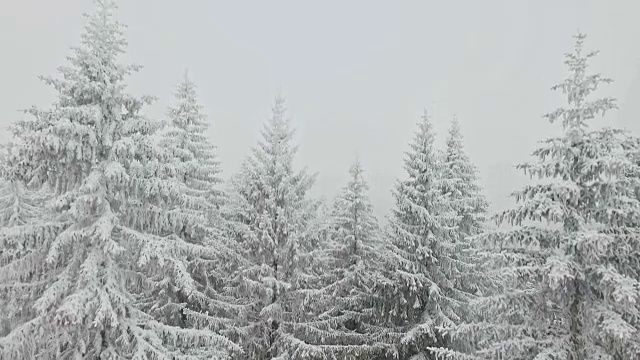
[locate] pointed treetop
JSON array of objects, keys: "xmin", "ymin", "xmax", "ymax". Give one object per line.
[
  {"xmin": 336, "ymin": 157, "xmax": 375, "ymax": 233},
  {"xmin": 444, "ymin": 115, "xmax": 472, "ymax": 163},
  {"xmin": 79, "ymin": 0, "xmax": 127, "ymax": 62},
  {"xmin": 449, "ymin": 114, "xmax": 460, "ymax": 131},
  {"xmin": 166, "ymin": 71, "xmax": 206, "ymax": 132},
  {"xmin": 443, "ymin": 116, "xmax": 468, "ymax": 169},
  {"xmin": 349, "ymin": 156, "xmax": 365, "ymax": 184},
  {"xmin": 421, "ymin": 108, "xmax": 431, "ymax": 123},
  {"xmin": 271, "ymin": 94, "xmax": 287, "ymax": 123},
  {"xmin": 544, "ymin": 32, "xmax": 616, "ymax": 131},
  {"xmin": 447, "ymin": 116, "xmax": 462, "ymax": 146},
  {"xmin": 420, "ymin": 108, "xmax": 435, "ymax": 133},
  {"xmin": 33, "ymin": 0, "xmax": 140, "ymax": 115},
  {"xmin": 259, "ymin": 95, "xmax": 295, "ymax": 152},
  {"xmin": 406, "ymin": 109, "xmax": 437, "ymax": 167},
  {"xmin": 175, "ymin": 69, "xmax": 197, "ymax": 101},
  {"xmin": 411, "ymin": 109, "xmax": 436, "ymax": 145},
  {"xmin": 177, "ymin": 68, "xmax": 197, "ymax": 94},
  {"xmin": 573, "ymin": 31, "xmax": 586, "ymax": 49}
]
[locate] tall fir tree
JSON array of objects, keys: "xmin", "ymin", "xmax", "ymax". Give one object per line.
[
  {"xmin": 0, "ymin": 1, "xmax": 239, "ymax": 358},
  {"xmin": 285, "ymin": 159, "xmax": 397, "ymax": 359},
  {"xmin": 223, "ymin": 96, "xmax": 321, "ymax": 359},
  {"xmin": 327, "ymin": 158, "xmax": 395, "ymax": 345},
  {"xmin": 158, "ymin": 71, "xmax": 225, "ymax": 217},
  {"xmin": 444, "ymin": 118, "xmax": 491, "ymax": 300},
  {"xmin": 386, "ymin": 110, "xmax": 476, "ymax": 359},
  {"xmin": 438, "ymin": 33, "xmax": 640, "ymax": 360},
  {"xmin": 150, "ymin": 72, "xmax": 246, "ymax": 351},
  {"xmin": 439, "ymin": 118, "xmax": 489, "ymax": 239},
  {"xmin": 426, "ymin": 117, "xmax": 491, "ymax": 358}
]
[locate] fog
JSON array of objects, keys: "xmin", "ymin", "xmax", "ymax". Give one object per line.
[{"xmin": 1, "ymin": 0, "xmax": 639, "ymax": 220}]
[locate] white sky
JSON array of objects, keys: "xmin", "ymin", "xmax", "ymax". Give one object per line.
[{"xmin": 1, "ymin": 0, "xmax": 639, "ymax": 221}]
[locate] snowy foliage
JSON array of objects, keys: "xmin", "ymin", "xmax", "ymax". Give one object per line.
[
  {"xmin": 223, "ymin": 96, "xmax": 322, "ymax": 359},
  {"xmin": 439, "ymin": 33, "xmax": 640, "ymax": 360},
  {"xmin": 284, "ymin": 159, "xmax": 398, "ymax": 359},
  {"xmin": 144, "ymin": 72, "xmax": 245, "ymax": 356},
  {"xmin": 386, "ymin": 111, "xmax": 478, "ymax": 359},
  {"xmin": 3, "ymin": 1, "xmax": 637, "ymax": 359},
  {"xmin": 426, "ymin": 117, "xmax": 491, "ymax": 358},
  {"xmin": 158, "ymin": 71, "xmax": 225, "ymax": 218},
  {"xmin": 0, "ymin": 1, "xmax": 239, "ymax": 358},
  {"xmin": 0, "ymin": 143, "xmax": 53, "ymax": 338},
  {"xmin": 0, "ymin": 143, "xmax": 49, "ymax": 228},
  {"xmin": 439, "ymin": 118, "xmax": 489, "ymax": 239}
]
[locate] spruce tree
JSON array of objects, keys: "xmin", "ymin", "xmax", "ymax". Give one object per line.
[
  {"xmin": 386, "ymin": 110, "xmax": 473, "ymax": 359},
  {"xmin": 150, "ymin": 72, "xmax": 245, "ymax": 351},
  {"xmin": 437, "ymin": 33, "xmax": 640, "ymax": 360},
  {"xmin": 425, "ymin": 118, "xmax": 491, "ymax": 358},
  {"xmin": 158, "ymin": 71, "xmax": 225, "ymax": 217},
  {"xmin": 223, "ymin": 96, "xmax": 320, "ymax": 359},
  {"xmin": 0, "ymin": 1, "xmax": 239, "ymax": 358},
  {"xmin": 439, "ymin": 118, "xmax": 489, "ymax": 239},
  {"xmin": 285, "ymin": 159, "xmax": 397, "ymax": 359},
  {"xmin": 328, "ymin": 158, "xmax": 394, "ymax": 340}
]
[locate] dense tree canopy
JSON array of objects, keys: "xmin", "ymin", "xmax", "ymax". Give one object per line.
[{"xmin": 1, "ymin": 2, "xmax": 638, "ymax": 360}]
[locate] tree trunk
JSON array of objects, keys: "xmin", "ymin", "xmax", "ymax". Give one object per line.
[{"xmin": 569, "ymin": 280, "xmax": 584, "ymax": 360}]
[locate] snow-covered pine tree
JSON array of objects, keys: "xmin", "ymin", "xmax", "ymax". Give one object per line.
[
  {"xmin": 439, "ymin": 118, "xmax": 489, "ymax": 239},
  {"xmin": 283, "ymin": 158, "xmax": 397, "ymax": 359},
  {"xmin": 159, "ymin": 71, "xmax": 225, "ymax": 218},
  {"xmin": 0, "ymin": 1, "xmax": 240, "ymax": 358},
  {"xmin": 223, "ymin": 96, "xmax": 321, "ymax": 359},
  {"xmin": 422, "ymin": 118, "xmax": 491, "ymax": 357},
  {"xmin": 148, "ymin": 72, "xmax": 246, "ymax": 351},
  {"xmin": 433, "ymin": 33, "xmax": 640, "ymax": 360},
  {"xmin": 386, "ymin": 110, "xmax": 474, "ymax": 359},
  {"xmin": 328, "ymin": 158, "xmax": 396, "ymax": 340}
]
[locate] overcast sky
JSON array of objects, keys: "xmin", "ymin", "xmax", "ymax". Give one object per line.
[{"xmin": 1, "ymin": 0, "xmax": 639, "ymax": 220}]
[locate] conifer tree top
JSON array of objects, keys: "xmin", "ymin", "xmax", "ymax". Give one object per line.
[
  {"xmin": 442, "ymin": 117, "xmax": 470, "ymax": 181},
  {"xmin": 544, "ymin": 32, "xmax": 616, "ymax": 131},
  {"xmin": 255, "ymin": 95, "xmax": 296, "ymax": 164},
  {"xmin": 335, "ymin": 156, "xmax": 376, "ymax": 231},
  {"xmin": 68, "ymin": 0, "xmax": 132, "ymax": 86},
  {"xmin": 168, "ymin": 70, "xmax": 207, "ymax": 130},
  {"xmin": 405, "ymin": 109, "xmax": 437, "ymax": 174},
  {"xmin": 347, "ymin": 157, "xmax": 367, "ymax": 193},
  {"xmin": 445, "ymin": 117, "xmax": 463, "ymax": 158}
]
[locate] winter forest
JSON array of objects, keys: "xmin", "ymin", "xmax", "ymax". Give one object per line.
[{"xmin": 1, "ymin": 0, "xmax": 640, "ymax": 359}]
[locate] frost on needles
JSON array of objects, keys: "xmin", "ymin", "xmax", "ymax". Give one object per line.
[
  {"xmin": 3, "ymin": 1, "xmax": 639, "ymax": 359},
  {"xmin": 387, "ymin": 110, "xmax": 488, "ymax": 359},
  {"xmin": 222, "ymin": 96, "xmax": 322, "ymax": 359},
  {"xmin": 282, "ymin": 159, "xmax": 398, "ymax": 359},
  {"xmin": 0, "ymin": 142, "xmax": 54, "ymax": 338},
  {"xmin": 0, "ymin": 1, "xmax": 241, "ymax": 358},
  {"xmin": 431, "ymin": 33, "xmax": 640, "ymax": 360},
  {"xmin": 148, "ymin": 72, "xmax": 246, "ymax": 355}
]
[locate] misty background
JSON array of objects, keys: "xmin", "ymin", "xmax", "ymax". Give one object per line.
[{"xmin": 1, "ymin": 0, "xmax": 639, "ymax": 221}]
